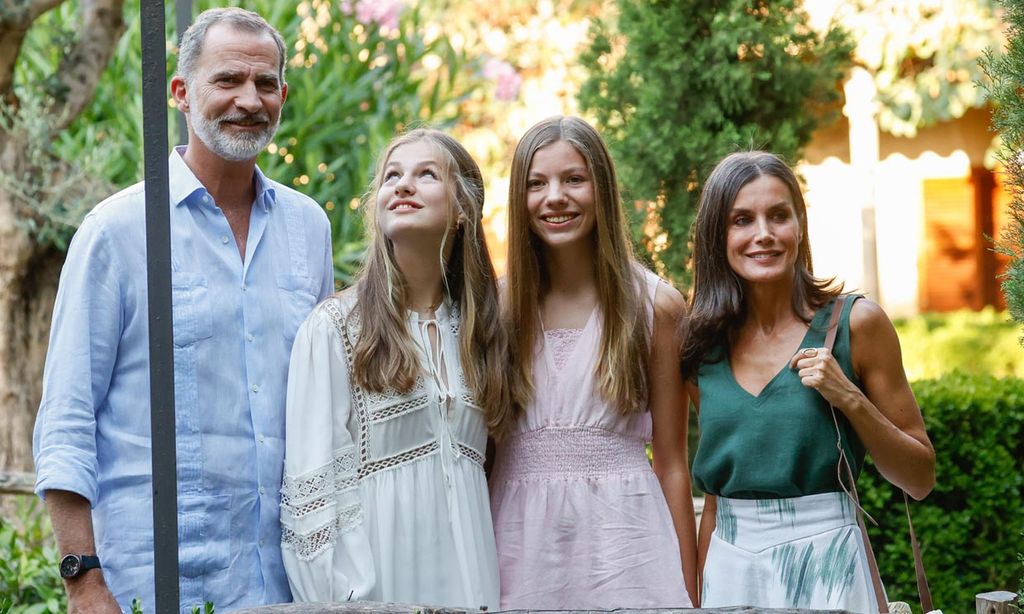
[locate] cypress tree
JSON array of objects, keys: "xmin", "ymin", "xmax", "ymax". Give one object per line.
[
  {"xmin": 579, "ymin": 0, "xmax": 853, "ymax": 281},
  {"xmin": 982, "ymin": 0, "xmax": 1024, "ymax": 335}
]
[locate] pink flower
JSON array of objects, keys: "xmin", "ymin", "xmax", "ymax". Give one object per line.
[
  {"xmin": 483, "ymin": 58, "xmax": 522, "ymax": 102},
  {"xmin": 342, "ymin": 0, "xmax": 404, "ymax": 30}
]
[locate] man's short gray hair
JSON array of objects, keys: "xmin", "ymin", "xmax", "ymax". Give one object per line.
[{"xmin": 177, "ymin": 7, "xmax": 287, "ymax": 85}]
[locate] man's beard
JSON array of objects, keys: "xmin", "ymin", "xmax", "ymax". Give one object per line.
[{"xmin": 191, "ymin": 109, "xmax": 279, "ymax": 162}]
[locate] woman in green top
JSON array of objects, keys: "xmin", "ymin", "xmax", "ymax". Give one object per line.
[{"xmin": 681, "ymin": 151, "xmax": 935, "ymax": 611}]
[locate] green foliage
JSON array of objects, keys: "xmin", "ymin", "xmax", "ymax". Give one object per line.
[
  {"xmin": 0, "ymin": 499, "xmax": 65, "ymax": 613},
  {"xmin": 893, "ymin": 308, "xmax": 1024, "ymax": 380},
  {"xmin": 981, "ymin": 0, "xmax": 1024, "ymax": 339},
  {"xmin": 578, "ymin": 0, "xmax": 853, "ymax": 282},
  {"xmin": 840, "ymin": 0, "xmax": 1001, "ymax": 137},
  {"xmin": 9, "ymin": 1, "xmax": 169, "ymax": 249},
  {"xmin": 0, "ymin": 96, "xmax": 112, "ymax": 251},
  {"xmin": 858, "ymin": 373, "xmax": 1024, "ymax": 611}
]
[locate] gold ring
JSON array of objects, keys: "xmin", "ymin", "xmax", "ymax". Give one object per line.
[{"xmin": 802, "ymin": 348, "xmax": 817, "ymax": 357}]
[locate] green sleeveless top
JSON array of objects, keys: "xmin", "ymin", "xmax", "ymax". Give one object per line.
[{"xmin": 692, "ymin": 296, "xmax": 866, "ymax": 499}]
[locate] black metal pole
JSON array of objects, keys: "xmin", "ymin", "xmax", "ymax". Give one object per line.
[
  {"xmin": 140, "ymin": 0, "xmax": 180, "ymax": 612},
  {"xmin": 175, "ymin": 0, "xmax": 191, "ymax": 145}
]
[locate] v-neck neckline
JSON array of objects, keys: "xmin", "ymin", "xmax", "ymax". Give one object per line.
[{"xmin": 726, "ymin": 304, "xmax": 829, "ymax": 402}]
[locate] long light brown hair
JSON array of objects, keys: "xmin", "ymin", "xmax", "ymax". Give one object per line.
[
  {"xmin": 351, "ymin": 129, "xmax": 505, "ymax": 412},
  {"xmin": 679, "ymin": 150, "xmax": 842, "ymax": 380},
  {"xmin": 494, "ymin": 116, "xmax": 648, "ymax": 438}
]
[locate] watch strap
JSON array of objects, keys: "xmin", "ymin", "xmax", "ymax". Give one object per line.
[{"xmin": 80, "ymin": 555, "xmax": 101, "ymax": 571}]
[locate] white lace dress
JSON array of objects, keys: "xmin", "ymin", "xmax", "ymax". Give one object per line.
[{"xmin": 280, "ymin": 294, "xmax": 499, "ymax": 609}]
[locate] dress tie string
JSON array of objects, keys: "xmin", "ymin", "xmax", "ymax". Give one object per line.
[{"xmin": 414, "ymin": 313, "xmax": 461, "ymax": 514}]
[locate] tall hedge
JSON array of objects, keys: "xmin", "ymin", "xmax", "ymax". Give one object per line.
[
  {"xmin": 578, "ymin": 0, "xmax": 852, "ymax": 282},
  {"xmin": 858, "ymin": 373, "xmax": 1024, "ymax": 611}
]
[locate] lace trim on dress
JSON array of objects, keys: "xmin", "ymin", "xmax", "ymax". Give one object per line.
[
  {"xmin": 281, "ymin": 446, "xmax": 358, "ymax": 517},
  {"xmin": 457, "ymin": 442, "xmax": 485, "ymax": 468},
  {"xmin": 358, "ymin": 440, "xmax": 439, "ymax": 479},
  {"xmin": 330, "ymin": 301, "xmax": 374, "ymax": 468},
  {"xmin": 368, "ymin": 393, "xmax": 430, "ymax": 424},
  {"xmin": 281, "ymin": 503, "xmax": 364, "ymax": 561},
  {"xmin": 281, "ymin": 446, "xmax": 362, "ymax": 561},
  {"xmin": 544, "ymin": 328, "xmax": 584, "ymax": 370}
]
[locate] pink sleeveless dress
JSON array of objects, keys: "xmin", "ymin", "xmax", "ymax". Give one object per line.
[{"xmin": 490, "ymin": 269, "xmax": 692, "ymax": 609}]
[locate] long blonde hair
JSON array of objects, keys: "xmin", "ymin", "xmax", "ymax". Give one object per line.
[
  {"xmin": 494, "ymin": 116, "xmax": 648, "ymax": 439},
  {"xmin": 351, "ymin": 129, "xmax": 505, "ymax": 412}
]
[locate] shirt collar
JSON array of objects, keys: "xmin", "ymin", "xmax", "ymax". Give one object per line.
[{"xmin": 168, "ymin": 145, "xmax": 277, "ymax": 211}]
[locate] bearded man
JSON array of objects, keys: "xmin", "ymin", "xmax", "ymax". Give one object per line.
[{"xmin": 32, "ymin": 8, "xmax": 333, "ymax": 612}]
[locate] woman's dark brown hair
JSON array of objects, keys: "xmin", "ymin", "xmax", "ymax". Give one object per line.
[{"xmin": 679, "ymin": 151, "xmax": 842, "ymax": 380}]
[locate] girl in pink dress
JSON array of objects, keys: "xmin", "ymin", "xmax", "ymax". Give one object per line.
[{"xmin": 489, "ymin": 116, "xmax": 697, "ymax": 608}]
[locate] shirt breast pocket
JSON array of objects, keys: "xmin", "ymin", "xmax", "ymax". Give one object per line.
[
  {"xmin": 275, "ymin": 272, "xmax": 318, "ymax": 345},
  {"xmin": 172, "ymin": 273, "xmax": 213, "ymax": 347}
]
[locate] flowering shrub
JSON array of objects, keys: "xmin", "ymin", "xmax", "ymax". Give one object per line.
[
  {"xmin": 341, "ymin": 0, "xmax": 405, "ymax": 30},
  {"xmin": 482, "ymin": 58, "xmax": 522, "ymax": 102}
]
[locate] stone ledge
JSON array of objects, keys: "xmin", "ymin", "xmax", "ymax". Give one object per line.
[{"xmin": 235, "ymin": 603, "xmax": 853, "ymax": 614}]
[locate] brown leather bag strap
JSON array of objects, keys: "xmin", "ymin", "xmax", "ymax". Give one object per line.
[
  {"xmin": 841, "ymin": 443, "xmax": 890, "ymax": 612},
  {"xmin": 904, "ymin": 491, "xmax": 934, "ymax": 612},
  {"xmin": 824, "ymin": 295, "xmax": 934, "ymax": 613},
  {"xmin": 825, "ymin": 297, "xmax": 889, "ymax": 612},
  {"xmin": 823, "ymin": 295, "xmax": 844, "ymax": 350}
]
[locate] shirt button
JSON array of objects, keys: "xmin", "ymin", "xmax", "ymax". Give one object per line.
[
  {"xmin": 259, "ymin": 486, "xmax": 266, "ymax": 495},
  {"xmin": 251, "ymin": 384, "xmax": 259, "ymax": 393},
  {"xmin": 242, "ymin": 284, "xmax": 247, "ymax": 292},
  {"xmin": 221, "ymin": 235, "xmax": 229, "ymax": 244},
  {"xmin": 258, "ymin": 539, "xmax": 265, "ymax": 547},
  {"xmin": 246, "ymin": 334, "xmax": 254, "ymax": 342},
  {"xmin": 258, "ymin": 434, "xmax": 266, "ymax": 443}
]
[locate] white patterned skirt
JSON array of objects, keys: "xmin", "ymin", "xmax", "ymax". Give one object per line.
[{"xmin": 702, "ymin": 491, "xmax": 884, "ymax": 613}]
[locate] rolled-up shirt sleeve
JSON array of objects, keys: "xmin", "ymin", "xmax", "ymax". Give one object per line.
[
  {"xmin": 33, "ymin": 215, "xmax": 122, "ymax": 506},
  {"xmin": 281, "ymin": 305, "xmax": 375, "ymax": 602}
]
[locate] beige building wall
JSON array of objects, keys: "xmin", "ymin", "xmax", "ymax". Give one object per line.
[{"xmin": 798, "ymin": 108, "xmax": 995, "ymax": 317}]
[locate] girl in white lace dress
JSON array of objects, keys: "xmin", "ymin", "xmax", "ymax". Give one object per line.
[
  {"xmin": 281, "ymin": 129, "xmax": 504, "ymax": 608},
  {"xmin": 489, "ymin": 116, "xmax": 698, "ymax": 608}
]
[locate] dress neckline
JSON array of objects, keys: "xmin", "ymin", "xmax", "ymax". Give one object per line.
[{"xmin": 725, "ymin": 302, "xmax": 831, "ymax": 401}]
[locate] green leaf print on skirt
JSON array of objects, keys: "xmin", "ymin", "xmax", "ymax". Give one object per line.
[
  {"xmin": 771, "ymin": 528, "xmax": 859, "ymax": 608},
  {"xmin": 757, "ymin": 498, "xmax": 798, "ymax": 526},
  {"xmin": 716, "ymin": 497, "xmax": 738, "ymax": 545}
]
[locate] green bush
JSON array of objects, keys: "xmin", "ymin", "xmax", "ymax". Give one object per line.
[
  {"xmin": 858, "ymin": 373, "xmax": 1024, "ymax": 612},
  {"xmin": 893, "ymin": 308, "xmax": 1024, "ymax": 380},
  {"xmin": 0, "ymin": 498, "xmax": 64, "ymax": 613}
]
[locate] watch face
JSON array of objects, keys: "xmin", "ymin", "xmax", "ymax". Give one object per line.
[{"xmin": 60, "ymin": 554, "xmax": 81, "ymax": 578}]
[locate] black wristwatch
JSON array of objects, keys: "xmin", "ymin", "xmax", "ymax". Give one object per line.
[{"xmin": 59, "ymin": 554, "xmax": 102, "ymax": 579}]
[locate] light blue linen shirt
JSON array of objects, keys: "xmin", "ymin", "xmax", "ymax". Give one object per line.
[{"xmin": 33, "ymin": 147, "xmax": 334, "ymax": 612}]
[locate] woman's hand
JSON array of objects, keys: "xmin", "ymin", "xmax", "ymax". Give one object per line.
[{"xmin": 788, "ymin": 346, "xmax": 860, "ymax": 409}]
